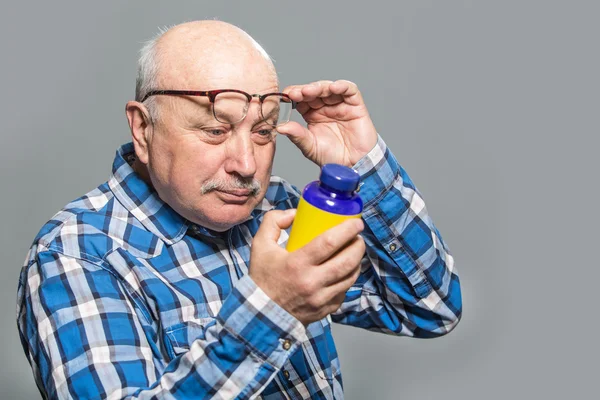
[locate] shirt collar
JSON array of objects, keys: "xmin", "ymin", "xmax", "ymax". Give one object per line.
[{"xmin": 108, "ymin": 142, "xmax": 188, "ymax": 245}]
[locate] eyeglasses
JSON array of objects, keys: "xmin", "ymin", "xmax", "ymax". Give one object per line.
[{"xmin": 141, "ymin": 89, "xmax": 297, "ymax": 127}]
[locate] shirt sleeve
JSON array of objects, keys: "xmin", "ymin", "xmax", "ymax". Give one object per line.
[
  {"xmin": 16, "ymin": 250, "xmax": 305, "ymax": 400},
  {"xmin": 331, "ymin": 135, "xmax": 463, "ymax": 337}
]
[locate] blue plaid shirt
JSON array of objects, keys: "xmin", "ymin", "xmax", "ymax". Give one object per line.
[{"xmin": 17, "ymin": 135, "xmax": 462, "ymax": 399}]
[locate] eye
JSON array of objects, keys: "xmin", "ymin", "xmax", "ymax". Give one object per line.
[
  {"xmin": 203, "ymin": 127, "xmax": 228, "ymax": 136},
  {"xmin": 254, "ymin": 121, "xmax": 276, "ymax": 136},
  {"xmin": 257, "ymin": 128, "xmax": 275, "ymax": 136}
]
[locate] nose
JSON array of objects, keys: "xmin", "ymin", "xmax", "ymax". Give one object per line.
[{"xmin": 223, "ymin": 130, "xmax": 257, "ymax": 178}]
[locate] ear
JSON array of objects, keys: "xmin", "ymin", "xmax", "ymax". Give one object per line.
[{"xmin": 125, "ymin": 101, "xmax": 153, "ymax": 164}]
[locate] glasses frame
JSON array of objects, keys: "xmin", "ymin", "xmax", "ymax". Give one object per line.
[{"xmin": 140, "ymin": 89, "xmax": 297, "ymax": 126}]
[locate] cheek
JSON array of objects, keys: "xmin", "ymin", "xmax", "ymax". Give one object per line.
[
  {"xmin": 147, "ymin": 142, "xmax": 173, "ymax": 188},
  {"xmin": 170, "ymin": 150, "xmax": 226, "ymax": 193},
  {"xmin": 257, "ymin": 144, "xmax": 275, "ymax": 176},
  {"xmin": 250, "ymin": 145, "xmax": 275, "ymax": 200},
  {"xmin": 149, "ymin": 135, "xmax": 224, "ymax": 196}
]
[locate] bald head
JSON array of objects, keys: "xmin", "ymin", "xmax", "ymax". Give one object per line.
[
  {"xmin": 159, "ymin": 21, "xmax": 274, "ymax": 67},
  {"xmin": 136, "ymin": 21, "xmax": 278, "ymax": 120}
]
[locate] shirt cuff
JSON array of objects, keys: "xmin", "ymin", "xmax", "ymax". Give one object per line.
[
  {"xmin": 352, "ymin": 134, "xmax": 400, "ymax": 207},
  {"xmin": 216, "ymin": 274, "xmax": 306, "ymax": 369}
]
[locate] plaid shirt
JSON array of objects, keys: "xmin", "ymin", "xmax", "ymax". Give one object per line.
[{"xmin": 17, "ymin": 136, "xmax": 462, "ymax": 399}]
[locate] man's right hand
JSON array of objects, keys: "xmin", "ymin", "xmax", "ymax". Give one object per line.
[{"xmin": 249, "ymin": 209, "xmax": 366, "ymax": 326}]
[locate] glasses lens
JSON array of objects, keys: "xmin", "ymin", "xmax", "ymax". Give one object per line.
[
  {"xmin": 261, "ymin": 95, "xmax": 293, "ymax": 127},
  {"xmin": 213, "ymin": 91, "xmax": 249, "ymax": 124}
]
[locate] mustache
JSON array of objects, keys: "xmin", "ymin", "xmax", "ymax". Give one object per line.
[{"xmin": 201, "ymin": 177, "xmax": 262, "ymax": 196}]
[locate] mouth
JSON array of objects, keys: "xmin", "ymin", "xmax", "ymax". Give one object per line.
[{"xmin": 215, "ymin": 189, "xmax": 253, "ymax": 203}]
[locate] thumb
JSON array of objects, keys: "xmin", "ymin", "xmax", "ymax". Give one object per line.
[
  {"xmin": 277, "ymin": 121, "xmax": 315, "ymax": 155},
  {"xmin": 256, "ymin": 209, "xmax": 297, "ymax": 242}
]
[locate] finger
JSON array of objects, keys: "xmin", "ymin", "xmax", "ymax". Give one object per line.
[
  {"xmin": 276, "ymin": 120, "xmax": 315, "ymax": 151},
  {"xmin": 302, "ymin": 80, "xmax": 334, "ymax": 95},
  {"xmin": 295, "ymin": 93, "xmax": 342, "ymax": 115},
  {"xmin": 321, "ymin": 94, "xmax": 344, "ymax": 105},
  {"xmin": 282, "ymin": 84, "xmax": 299, "ymax": 95},
  {"xmin": 330, "ymin": 80, "xmax": 362, "ymax": 106},
  {"xmin": 283, "ymin": 85, "xmax": 306, "ymax": 105},
  {"xmin": 329, "ymin": 259, "xmax": 362, "ymax": 295},
  {"xmin": 285, "ymin": 81, "xmax": 354, "ymax": 108},
  {"xmin": 276, "ymin": 120, "xmax": 319, "ymax": 160},
  {"xmin": 300, "ymin": 82, "xmax": 333, "ymax": 103},
  {"xmin": 314, "ymin": 80, "xmax": 334, "ymax": 86},
  {"xmin": 284, "ymin": 84, "xmax": 322, "ymax": 103},
  {"xmin": 307, "ymin": 98, "xmax": 326, "ymax": 110},
  {"xmin": 321, "ymin": 235, "xmax": 366, "ymax": 286},
  {"xmin": 255, "ymin": 209, "xmax": 297, "ymax": 242},
  {"xmin": 330, "ymin": 80, "xmax": 359, "ymax": 96},
  {"xmin": 286, "ymin": 88, "xmax": 304, "ymax": 103},
  {"xmin": 298, "ymin": 92, "xmax": 343, "ymax": 111},
  {"xmin": 284, "ymin": 80, "xmax": 333, "ymax": 91},
  {"xmin": 319, "ymin": 262, "xmax": 362, "ymax": 314},
  {"xmin": 296, "ymin": 102, "xmax": 311, "ymax": 115},
  {"xmin": 300, "ymin": 218, "xmax": 365, "ymax": 265},
  {"xmin": 288, "ymin": 81, "xmax": 334, "ymax": 103}
]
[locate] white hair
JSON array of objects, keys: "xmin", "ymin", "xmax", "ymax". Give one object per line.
[
  {"xmin": 135, "ymin": 25, "xmax": 172, "ymax": 122},
  {"xmin": 135, "ymin": 22, "xmax": 277, "ymax": 123}
]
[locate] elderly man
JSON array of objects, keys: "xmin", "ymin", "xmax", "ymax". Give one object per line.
[{"xmin": 17, "ymin": 21, "xmax": 461, "ymax": 399}]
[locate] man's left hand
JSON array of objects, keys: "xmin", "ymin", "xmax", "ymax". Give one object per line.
[{"xmin": 278, "ymin": 80, "xmax": 378, "ymax": 167}]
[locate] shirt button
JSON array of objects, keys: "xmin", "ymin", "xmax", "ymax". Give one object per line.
[
  {"xmin": 389, "ymin": 243, "xmax": 397, "ymax": 252},
  {"xmin": 282, "ymin": 339, "xmax": 292, "ymax": 350},
  {"xmin": 283, "ymin": 370, "xmax": 290, "ymax": 379}
]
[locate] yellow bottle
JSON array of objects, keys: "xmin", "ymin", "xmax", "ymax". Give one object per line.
[{"xmin": 287, "ymin": 164, "xmax": 363, "ymax": 252}]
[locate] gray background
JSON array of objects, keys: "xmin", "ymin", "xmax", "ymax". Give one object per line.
[{"xmin": 1, "ymin": 1, "xmax": 598, "ymax": 399}]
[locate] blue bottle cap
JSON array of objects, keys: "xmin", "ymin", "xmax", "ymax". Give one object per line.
[{"xmin": 319, "ymin": 164, "xmax": 360, "ymax": 192}]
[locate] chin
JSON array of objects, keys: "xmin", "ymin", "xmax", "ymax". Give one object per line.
[
  {"xmin": 189, "ymin": 190, "xmax": 265, "ymax": 232},
  {"xmin": 198, "ymin": 204, "xmax": 255, "ymax": 232}
]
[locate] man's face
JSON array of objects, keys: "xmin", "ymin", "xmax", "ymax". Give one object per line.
[{"xmin": 143, "ymin": 51, "xmax": 279, "ymax": 232}]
